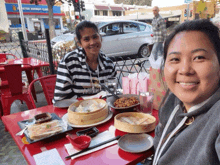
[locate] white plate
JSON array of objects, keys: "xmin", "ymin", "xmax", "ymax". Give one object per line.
[
  {"xmin": 118, "ymin": 134, "xmax": 153, "ymax": 153},
  {"xmin": 62, "ymin": 111, "xmax": 113, "ymax": 128},
  {"xmin": 53, "ymin": 99, "xmax": 78, "ymax": 108}
]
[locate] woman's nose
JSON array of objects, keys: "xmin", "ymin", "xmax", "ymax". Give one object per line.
[
  {"xmin": 89, "ymin": 38, "xmax": 96, "ymax": 45},
  {"xmin": 178, "ymin": 61, "xmax": 195, "ymax": 75}
]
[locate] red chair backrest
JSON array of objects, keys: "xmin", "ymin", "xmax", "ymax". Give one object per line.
[
  {"xmin": 0, "ymin": 54, "xmax": 7, "ymax": 63},
  {"xmin": 4, "ymin": 64, "xmax": 23, "ymax": 95},
  {"xmin": 38, "ymin": 75, "xmax": 57, "ymax": 105}
]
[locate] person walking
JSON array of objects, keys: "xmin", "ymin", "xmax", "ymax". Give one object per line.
[{"xmin": 150, "ymin": 6, "xmax": 167, "ymax": 61}]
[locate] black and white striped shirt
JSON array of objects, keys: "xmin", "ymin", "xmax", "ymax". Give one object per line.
[{"xmin": 53, "ymin": 47, "xmax": 116, "ymax": 102}]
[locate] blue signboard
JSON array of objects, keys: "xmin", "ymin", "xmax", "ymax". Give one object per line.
[
  {"xmin": 184, "ymin": 0, "xmax": 192, "ymax": 3},
  {"xmin": 5, "ymin": 4, "xmax": 61, "ymax": 14}
]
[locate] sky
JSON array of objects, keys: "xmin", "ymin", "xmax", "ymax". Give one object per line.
[
  {"xmin": 105, "ymin": 0, "xmax": 189, "ymax": 7},
  {"xmin": 104, "ymin": 0, "xmax": 189, "ymax": 7},
  {"xmin": 152, "ymin": 0, "xmax": 187, "ymax": 7}
]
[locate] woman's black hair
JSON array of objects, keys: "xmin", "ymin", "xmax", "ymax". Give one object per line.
[
  {"xmin": 159, "ymin": 19, "xmax": 220, "ymax": 109},
  {"xmin": 163, "ymin": 19, "xmax": 220, "ymax": 66},
  {"xmin": 75, "ymin": 20, "xmax": 99, "ymax": 44}
]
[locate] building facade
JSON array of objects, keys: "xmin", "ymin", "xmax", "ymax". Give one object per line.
[
  {"xmin": 5, "ymin": 0, "xmax": 65, "ymax": 36},
  {"xmin": 114, "ymin": 0, "xmax": 152, "ymax": 6}
]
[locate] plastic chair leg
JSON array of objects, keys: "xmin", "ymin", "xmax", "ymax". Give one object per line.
[{"xmin": 1, "ymin": 98, "xmax": 12, "ymax": 116}]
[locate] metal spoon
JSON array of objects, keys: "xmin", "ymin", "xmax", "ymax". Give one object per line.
[{"xmin": 16, "ymin": 126, "xmax": 28, "ymax": 136}]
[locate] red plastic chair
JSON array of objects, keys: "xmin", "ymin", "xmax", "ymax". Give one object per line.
[
  {"xmin": 0, "ymin": 53, "xmax": 18, "ymax": 63},
  {"xmin": 0, "ymin": 64, "xmax": 35, "ymax": 116},
  {"xmin": 28, "ymin": 75, "xmax": 57, "ymax": 108}
]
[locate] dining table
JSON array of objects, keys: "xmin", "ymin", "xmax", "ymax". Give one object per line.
[
  {"xmin": 1, "ymin": 104, "xmax": 158, "ymax": 165},
  {"xmin": 0, "ymin": 57, "xmax": 50, "ymax": 101}
]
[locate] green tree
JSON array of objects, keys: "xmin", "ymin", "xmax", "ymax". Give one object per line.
[{"xmin": 30, "ymin": 0, "xmax": 64, "ymax": 39}]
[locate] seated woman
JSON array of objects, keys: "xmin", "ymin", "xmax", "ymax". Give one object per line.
[
  {"xmin": 152, "ymin": 19, "xmax": 220, "ymax": 164},
  {"xmin": 53, "ymin": 21, "xmax": 116, "ymax": 102}
]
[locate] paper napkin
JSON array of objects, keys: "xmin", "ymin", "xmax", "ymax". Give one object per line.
[
  {"xmin": 65, "ymin": 130, "xmax": 118, "ymax": 159},
  {"xmin": 33, "ymin": 148, "xmax": 65, "ymax": 165}
]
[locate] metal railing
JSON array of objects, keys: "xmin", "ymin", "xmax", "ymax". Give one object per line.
[
  {"xmin": 0, "ymin": 41, "xmax": 23, "ymax": 58},
  {"xmin": 20, "ymin": 30, "xmax": 150, "ymax": 87}
]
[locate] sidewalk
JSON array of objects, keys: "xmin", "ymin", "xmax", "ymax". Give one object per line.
[{"xmin": 0, "ymin": 92, "xmax": 47, "ymax": 165}]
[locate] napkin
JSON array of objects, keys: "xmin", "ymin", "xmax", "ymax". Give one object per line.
[
  {"xmin": 33, "ymin": 148, "xmax": 65, "ymax": 165},
  {"xmin": 65, "ymin": 140, "xmax": 118, "ymax": 159},
  {"xmin": 65, "ymin": 130, "xmax": 118, "ymax": 159},
  {"xmin": 81, "ymin": 91, "xmax": 106, "ymax": 100}
]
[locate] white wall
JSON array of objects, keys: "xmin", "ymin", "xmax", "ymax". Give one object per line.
[{"xmin": 0, "ymin": 0, "xmax": 10, "ymax": 33}]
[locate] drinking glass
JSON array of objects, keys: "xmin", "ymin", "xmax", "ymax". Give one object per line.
[
  {"xmin": 105, "ymin": 77, "xmax": 118, "ymax": 96},
  {"xmin": 139, "ymin": 91, "xmax": 154, "ymax": 114}
]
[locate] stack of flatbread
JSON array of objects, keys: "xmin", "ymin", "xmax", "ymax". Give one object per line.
[{"xmin": 27, "ymin": 120, "xmax": 63, "ymax": 140}]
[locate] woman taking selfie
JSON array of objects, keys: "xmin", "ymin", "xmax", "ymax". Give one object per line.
[
  {"xmin": 153, "ymin": 19, "xmax": 220, "ymax": 165},
  {"xmin": 53, "ymin": 21, "xmax": 116, "ymax": 102}
]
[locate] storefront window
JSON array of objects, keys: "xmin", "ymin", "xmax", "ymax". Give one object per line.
[
  {"xmin": 103, "ymin": 10, "xmax": 108, "ymax": 16},
  {"xmin": 95, "ymin": 10, "xmax": 100, "ymax": 15},
  {"xmin": 43, "ymin": 18, "xmax": 61, "ymax": 29},
  {"xmin": 112, "ymin": 11, "xmax": 121, "ymax": 16}
]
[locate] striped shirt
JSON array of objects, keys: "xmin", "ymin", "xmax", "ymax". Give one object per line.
[
  {"xmin": 152, "ymin": 14, "xmax": 167, "ymax": 43},
  {"xmin": 53, "ymin": 47, "xmax": 116, "ymax": 102}
]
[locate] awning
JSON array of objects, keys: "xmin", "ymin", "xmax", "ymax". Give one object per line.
[
  {"xmin": 94, "ymin": 5, "xmax": 109, "ymax": 10},
  {"xmin": 7, "ymin": 12, "xmax": 65, "ymax": 16},
  {"xmin": 110, "ymin": 6, "xmax": 124, "ymax": 11},
  {"xmin": 124, "ymin": 7, "xmax": 135, "ymax": 11}
]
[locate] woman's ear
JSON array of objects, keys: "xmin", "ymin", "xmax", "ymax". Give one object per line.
[{"xmin": 74, "ymin": 37, "xmax": 81, "ymax": 47}]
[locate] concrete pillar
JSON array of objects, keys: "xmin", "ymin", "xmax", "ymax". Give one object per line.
[{"xmin": 0, "ymin": 0, "xmax": 10, "ymax": 33}]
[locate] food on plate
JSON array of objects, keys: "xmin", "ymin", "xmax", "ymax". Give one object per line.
[
  {"xmin": 34, "ymin": 112, "xmax": 52, "ymax": 124},
  {"xmin": 75, "ymin": 100, "xmax": 105, "ymax": 113},
  {"xmin": 114, "ymin": 112, "xmax": 157, "ymax": 133},
  {"xmin": 114, "ymin": 96, "xmax": 139, "ymax": 108},
  {"xmin": 119, "ymin": 116, "xmax": 152, "ymax": 125},
  {"xmin": 27, "ymin": 120, "xmax": 63, "ymax": 140},
  {"xmin": 68, "ymin": 99, "xmax": 109, "ymax": 125}
]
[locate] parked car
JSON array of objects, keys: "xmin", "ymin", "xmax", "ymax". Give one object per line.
[
  {"xmin": 51, "ymin": 20, "xmax": 153, "ymax": 58},
  {"xmin": 98, "ymin": 20, "xmax": 153, "ymax": 57},
  {"xmin": 51, "ymin": 31, "xmax": 75, "ymax": 48}
]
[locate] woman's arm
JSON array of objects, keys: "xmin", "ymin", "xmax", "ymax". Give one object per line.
[{"xmin": 53, "ymin": 60, "xmax": 75, "ymax": 102}]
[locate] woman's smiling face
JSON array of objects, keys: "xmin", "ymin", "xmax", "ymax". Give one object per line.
[
  {"xmin": 164, "ymin": 31, "xmax": 220, "ymax": 110},
  {"xmin": 78, "ymin": 27, "xmax": 101, "ymax": 58}
]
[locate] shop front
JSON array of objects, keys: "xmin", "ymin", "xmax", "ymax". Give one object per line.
[{"xmin": 5, "ymin": 3, "xmax": 65, "ymax": 36}]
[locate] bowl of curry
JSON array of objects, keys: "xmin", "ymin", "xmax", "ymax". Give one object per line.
[{"xmin": 107, "ymin": 94, "xmax": 140, "ymax": 111}]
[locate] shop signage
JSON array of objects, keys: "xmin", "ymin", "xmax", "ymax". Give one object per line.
[
  {"xmin": 168, "ymin": 17, "xmax": 180, "ymax": 21},
  {"xmin": 5, "ymin": 4, "xmax": 61, "ymax": 14}
]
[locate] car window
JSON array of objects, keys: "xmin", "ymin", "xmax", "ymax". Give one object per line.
[
  {"xmin": 139, "ymin": 24, "xmax": 146, "ymax": 31},
  {"xmin": 144, "ymin": 25, "xmax": 152, "ymax": 32},
  {"xmin": 123, "ymin": 22, "xmax": 139, "ymax": 33},
  {"xmin": 100, "ymin": 23, "xmax": 121, "ymax": 36}
]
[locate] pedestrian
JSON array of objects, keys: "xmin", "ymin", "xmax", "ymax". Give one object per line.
[
  {"xmin": 53, "ymin": 21, "xmax": 116, "ymax": 102},
  {"xmin": 150, "ymin": 6, "xmax": 167, "ymax": 61},
  {"xmin": 152, "ymin": 19, "xmax": 220, "ymax": 164}
]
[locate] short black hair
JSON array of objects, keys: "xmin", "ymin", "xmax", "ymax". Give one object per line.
[
  {"xmin": 159, "ymin": 19, "xmax": 220, "ymax": 109},
  {"xmin": 75, "ymin": 20, "xmax": 99, "ymax": 43},
  {"xmin": 163, "ymin": 19, "xmax": 220, "ymax": 66}
]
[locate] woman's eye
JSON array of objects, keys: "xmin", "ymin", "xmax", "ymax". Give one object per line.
[
  {"xmin": 84, "ymin": 38, "xmax": 89, "ymax": 41},
  {"xmin": 170, "ymin": 58, "xmax": 179, "ymax": 62},
  {"xmin": 194, "ymin": 56, "xmax": 205, "ymax": 60},
  {"xmin": 93, "ymin": 35, "xmax": 98, "ymax": 39}
]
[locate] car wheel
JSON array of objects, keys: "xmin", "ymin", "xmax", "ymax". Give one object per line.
[{"xmin": 138, "ymin": 44, "xmax": 150, "ymax": 58}]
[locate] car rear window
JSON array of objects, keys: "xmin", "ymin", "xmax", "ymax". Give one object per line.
[
  {"xmin": 123, "ymin": 22, "xmax": 139, "ymax": 33},
  {"xmin": 144, "ymin": 25, "xmax": 152, "ymax": 32},
  {"xmin": 139, "ymin": 24, "xmax": 146, "ymax": 31}
]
